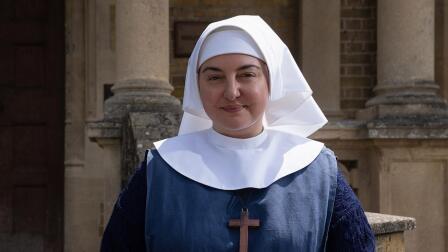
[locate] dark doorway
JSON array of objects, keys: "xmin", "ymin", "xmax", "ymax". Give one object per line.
[{"xmin": 0, "ymin": 0, "xmax": 64, "ymax": 251}]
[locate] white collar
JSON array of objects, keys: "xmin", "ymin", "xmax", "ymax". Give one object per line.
[{"xmin": 153, "ymin": 128, "xmax": 324, "ymax": 190}]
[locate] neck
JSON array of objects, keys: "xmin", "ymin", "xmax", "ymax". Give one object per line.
[{"xmin": 213, "ymin": 125, "xmax": 264, "ymax": 139}]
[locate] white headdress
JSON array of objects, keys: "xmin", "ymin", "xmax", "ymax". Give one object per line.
[{"xmin": 180, "ymin": 15, "xmax": 327, "ymax": 137}]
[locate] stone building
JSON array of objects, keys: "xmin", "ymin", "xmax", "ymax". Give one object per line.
[{"xmin": 0, "ymin": 0, "xmax": 446, "ymax": 251}]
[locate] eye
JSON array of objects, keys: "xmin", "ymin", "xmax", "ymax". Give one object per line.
[
  {"xmin": 239, "ymin": 72, "xmax": 256, "ymax": 79},
  {"xmin": 207, "ymin": 75, "xmax": 223, "ymax": 81}
]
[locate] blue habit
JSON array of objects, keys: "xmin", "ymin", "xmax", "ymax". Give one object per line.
[{"xmin": 101, "ymin": 148, "xmax": 375, "ymax": 251}]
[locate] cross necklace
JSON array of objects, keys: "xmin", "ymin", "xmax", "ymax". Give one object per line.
[{"xmin": 228, "ymin": 189, "xmax": 260, "ymax": 252}]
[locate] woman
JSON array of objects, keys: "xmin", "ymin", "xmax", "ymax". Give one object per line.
[{"xmin": 101, "ymin": 15, "xmax": 375, "ymax": 251}]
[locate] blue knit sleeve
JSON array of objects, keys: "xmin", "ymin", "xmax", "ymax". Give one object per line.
[
  {"xmin": 326, "ymin": 170, "xmax": 376, "ymax": 251},
  {"xmin": 100, "ymin": 159, "xmax": 148, "ymax": 252}
]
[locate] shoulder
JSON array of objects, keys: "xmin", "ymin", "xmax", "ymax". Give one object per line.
[
  {"xmin": 321, "ymin": 146, "xmax": 336, "ymax": 157},
  {"xmin": 306, "ymin": 146, "xmax": 338, "ymax": 177},
  {"xmin": 317, "ymin": 146, "xmax": 337, "ymax": 162}
]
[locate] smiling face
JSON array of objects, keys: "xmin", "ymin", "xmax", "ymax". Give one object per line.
[{"xmin": 198, "ymin": 53, "xmax": 269, "ymax": 138}]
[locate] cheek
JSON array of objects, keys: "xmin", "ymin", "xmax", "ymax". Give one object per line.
[
  {"xmin": 252, "ymin": 85, "xmax": 269, "ymax": 113},
  {"xmin": 198, "ymin": 80, "xmax": 209, "ymax": 102},
  {"xmin": 252, "ymin": 84, "xmax": 269, "ymax": 104},
  {"xmin": 198, "ymin": 84, "xmax": 220, "ymax": 111}
]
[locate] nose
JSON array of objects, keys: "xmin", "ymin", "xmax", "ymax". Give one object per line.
[{"xmin": 223, "ymin": 78, "xmax": 240, "ymax": 101}]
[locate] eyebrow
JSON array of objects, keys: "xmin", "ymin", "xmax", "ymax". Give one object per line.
[
  {"xmin": 200, "ymin": 66, "xmax": 222, "ymax": 73},
  {"xmin": 237, "ymin": 64, "xmax": 261, "ymax": 71},
  {"xmin": 200, "ymin": 64, "xmax": 261, "ymax": 73}
]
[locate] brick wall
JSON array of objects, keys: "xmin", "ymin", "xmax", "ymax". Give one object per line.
[
  {"xmin": 169, "ymin": 0, "xmax": 299, "ymax": 100},
  {"xmin": 340, "ymin": 0, "xmax": 377, "ymax": 116}
]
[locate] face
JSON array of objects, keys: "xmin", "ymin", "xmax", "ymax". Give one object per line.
[{"xmin": 198, "ymin": 54, "xmax": 269, "ymax": 138}]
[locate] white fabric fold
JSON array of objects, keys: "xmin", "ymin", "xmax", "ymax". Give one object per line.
[{"xmin": 198, "ymin": 29, "xmax": 265, "ymax": 67}]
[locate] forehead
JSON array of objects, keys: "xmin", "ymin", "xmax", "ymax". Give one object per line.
[{"xmin": 199, "ymin": 53, "xmax": 263, "ymax": 70}]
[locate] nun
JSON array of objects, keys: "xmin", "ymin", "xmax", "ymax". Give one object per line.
[{"xmin": 101, "ymin": 15, "xmax": 375, "ymax": 251}]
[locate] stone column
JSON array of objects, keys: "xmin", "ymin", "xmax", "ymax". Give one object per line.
[
  {"xmin": 361, "ymin": 0, "xmax": 448, "ymax": 138},
  {"xmin": 104, "ymin": 0, "xmax": 180, "ymax": 121},
  {"xmin": 88, "ymin": 0, "xmax": 181, "ymax": 202},
  {"xmin": 372, "ymin": 0, "xmax": 436, "ymax": 106}
]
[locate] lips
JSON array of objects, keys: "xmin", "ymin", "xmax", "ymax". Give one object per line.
[{"xmin": 221, "ymin": 104, "xmax": 247, "ymax": 113}]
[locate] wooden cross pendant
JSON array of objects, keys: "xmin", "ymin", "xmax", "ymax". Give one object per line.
[{"xmin": 228, "ymin": 208, "xmax": 260, "ymax": 252}]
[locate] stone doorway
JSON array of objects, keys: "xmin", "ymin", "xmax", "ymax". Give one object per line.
[{"xmin": 0, "ymin": 0, "xmax": 65, "ymax": 251}]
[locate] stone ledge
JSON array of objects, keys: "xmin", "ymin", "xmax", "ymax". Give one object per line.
[
  {"xmin": 87, "ymin": 121, "xmax": 122, "ymax": 147},
  {"xmin": 367, "ymin": 116, "xmax": 448, "ymax": 139},
  {"xmin": 312, "ymin": 116, "xmax": 448, "ymax": 140},
  {"xmin": 366, "ymin": 212, "xmax": 416, "ymax": 235},
  {"xmin": 311, "ymin": 119, "xmax": 367, "ymax": 140}
]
